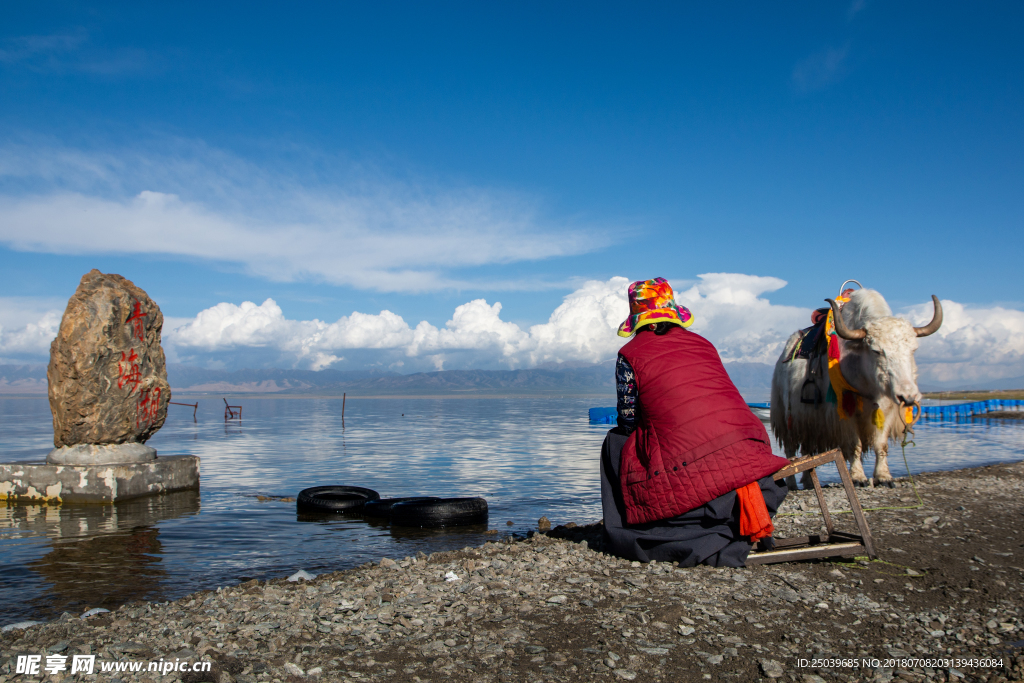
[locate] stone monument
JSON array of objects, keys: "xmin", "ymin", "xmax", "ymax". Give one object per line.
[
  {"xmin": 48, "ymin": 270, "xmax": 171, "ymax": 464},
  {"xmin": 0, "ymin": 270, "xmax": 199, "ymax": 503}
]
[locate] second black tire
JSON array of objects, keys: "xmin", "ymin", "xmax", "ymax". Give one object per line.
[
  {"xmin": 297, "ymin": 486, "xmax": 380, "ymax": 513},
  {"xmin": 361, "ymin": 496, "xmax": 440, "ymax": 518},
  {"xmin": 390, "ymin": 497, "xmax": 488, "ymax": 528}
]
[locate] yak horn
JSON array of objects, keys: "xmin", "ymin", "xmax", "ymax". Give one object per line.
[
  {"xmin": 825, "ymin": 298, "xmax": 867, "ymax": 340},
  {"xmin": 914, "ymin": 295, "xmax": 943, "ymax": 337}
]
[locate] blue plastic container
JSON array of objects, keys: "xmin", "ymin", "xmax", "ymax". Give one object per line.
[{"xmin": 588, "ymin": 407, "xmax": 618, "ymax": 424}]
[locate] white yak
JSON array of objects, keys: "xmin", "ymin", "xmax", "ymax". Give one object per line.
[{"xmin": 770, "ymin": 288, "xmax": 942, "ymax": 488}]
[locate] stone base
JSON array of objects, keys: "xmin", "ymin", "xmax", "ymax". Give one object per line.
[
  {"xmin": 0, "ymin": 456, "xmax": 199, "ymax": 504},
  {"xmin": 47, "ymin": 443, "xmax": 157, "ymax": 465}
]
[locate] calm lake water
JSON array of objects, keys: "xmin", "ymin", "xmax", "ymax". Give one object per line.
[{"xmin": 2, "ymin": 396, "xmax": 1022, "ymax": 625}]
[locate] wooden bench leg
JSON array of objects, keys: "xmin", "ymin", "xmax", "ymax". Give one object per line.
[
  {"xmin": 832, "ymin": 451, "xmax": 877, "ymax": 558},
  {"xmin": 809, "ymin": 468, "xmax": 834, "ymax": 539}
]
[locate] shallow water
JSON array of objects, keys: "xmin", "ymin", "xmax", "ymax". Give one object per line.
[{"xmin": 1, "ymin": 396, "xmax": 1022, "ymax": 624}]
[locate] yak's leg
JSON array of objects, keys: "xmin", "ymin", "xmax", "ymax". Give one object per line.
[
  {"xmin": 845, "ymin": 442, "xmax": 870, "ymax": 486},
  {"xmin": 799, "ymin": 467, "xmax": 814, "ymax": 490},
  {"xmin": 872, "ymin": 441, "xmax": 895, "ymax": 488},
  {"xmin": 784, "ymin": 444, "xmax": 800, "ymax": 491}
]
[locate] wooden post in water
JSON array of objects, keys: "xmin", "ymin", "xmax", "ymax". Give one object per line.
[
  {"xmin": 342, "ymin": 392, "xmax": 346, "ymax": 429},
  {"xmin": 170, "ymin": 401, "xmax": 199, "ymax": 422}
]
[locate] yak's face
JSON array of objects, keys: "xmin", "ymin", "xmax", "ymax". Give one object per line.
[{"xmin": 841, "ymin": 317, "xmax": 922, "ymax": 408}]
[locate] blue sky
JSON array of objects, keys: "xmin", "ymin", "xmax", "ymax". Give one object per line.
[{"xmin": 1, "ymin": 2, "xmax": 1022, "ymax": 381}]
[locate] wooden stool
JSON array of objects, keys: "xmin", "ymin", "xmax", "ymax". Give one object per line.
[{"xmin": 746, "ymin": 448, "xmax": 877, "ymax": 565}]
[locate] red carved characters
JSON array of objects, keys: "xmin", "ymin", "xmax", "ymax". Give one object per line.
[
  {"xmin": 117, "ymin": 349, "xmax": 141, "ymax": 394},
  {"xmin": 137, "ymin": 387, "xmax": 161, "ymax": 429},
  {"xmin": 126, "ymin": 301, "xmax": 147, "ymax": 343},
  {"xmin": 110, "ymin": 296, "xmax": 163, "ymax": 431}
]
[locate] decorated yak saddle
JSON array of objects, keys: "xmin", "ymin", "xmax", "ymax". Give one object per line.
[
  {"xmin": 784, "ymin": 285, "xmax": 860, "ymax": 414},
  {"xmin": 784, "ymin": 307, "xmax": 831, "ymax": 362}
]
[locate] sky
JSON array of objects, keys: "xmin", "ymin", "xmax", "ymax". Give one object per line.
[{"xmin": 0, "ymin": 2, "xmax": 1022, "ymax": 384}]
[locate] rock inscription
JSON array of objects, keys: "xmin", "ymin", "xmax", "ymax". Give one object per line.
[{"xmin": 47, "ymin": 270, "xmax": 171, "ymax": 451}]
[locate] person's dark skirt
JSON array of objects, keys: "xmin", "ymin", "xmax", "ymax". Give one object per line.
[{"xmin": 601, "ymin": 428, "xmax": 789, "ymax": 567}]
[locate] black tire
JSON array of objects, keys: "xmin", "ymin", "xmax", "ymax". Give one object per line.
[
  {"xmin": 362, "ymin": 496, "xmax": 441, "ymax": 519},
  {"xmin": 296, "ymin": 486, "xmax": 380, "ymax": 513},
  {"xmin": 391, "ymin": 497, "xmax": 488, "ymax": 528}
]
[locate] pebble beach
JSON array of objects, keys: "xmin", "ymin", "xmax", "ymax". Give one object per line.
[{"xmin": 3, "ymin": 460, "xmax": 1023, "ymax": 683}]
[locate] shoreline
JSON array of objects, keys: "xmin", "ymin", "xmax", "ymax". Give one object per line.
[{"xmin": 3, "ymin": 460, "xmax": 1024, "ymax": 682}]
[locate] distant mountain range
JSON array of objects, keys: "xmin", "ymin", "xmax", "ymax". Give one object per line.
[
  {"xmin": 168, "ymin": 364, "xmax": 619, "ymax": 396},
  {"xmin": 0, "ymin": 364, "xmax": 49, "ymax": 395},
  {"xmin": 0, "ymin": 361, "xmax": 778, "ymax": 397},
  {"xmin": 918, "ymin": 374, "xmax": 1024, "ymax": 393}
]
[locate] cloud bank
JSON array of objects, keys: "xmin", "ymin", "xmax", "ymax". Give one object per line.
[
  {"xmin": 906, "ymin": 299, "xmax": 1024, "ymax": 385},
  {"xmin": 4, "ymin": 274, "xmax": 1020, "ymax": 386},
  {"xmin": 0, "ymin": 141, "xmax": 608, "ymax": 291}
]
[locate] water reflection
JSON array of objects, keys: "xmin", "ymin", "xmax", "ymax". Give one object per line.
[
  {"xmin": 294, "ymin": 509, "xmax": 491, "ymax": 543},
  {"xmin": 3, "ymin": 491, "xmax": 199, "ymax": 620}
]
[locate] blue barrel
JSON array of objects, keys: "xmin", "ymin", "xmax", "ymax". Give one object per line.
[{"xmin": 589, "ymin": 407, "xmax": 618, "ymax": 424}]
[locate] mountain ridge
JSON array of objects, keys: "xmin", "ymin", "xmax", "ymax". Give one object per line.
[{"xmin": 0, "ymin": 361, "xmax": 777, "ymax": 397}]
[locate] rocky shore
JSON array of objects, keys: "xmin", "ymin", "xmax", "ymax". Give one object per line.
[{"xmin": 3, "ymin": 460, "xmax": 1023, "ymax": 683}]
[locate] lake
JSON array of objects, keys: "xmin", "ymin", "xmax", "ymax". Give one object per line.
[{"xmin": 2, "ymin": 396, "xmax": 1022, "ymax": 625}]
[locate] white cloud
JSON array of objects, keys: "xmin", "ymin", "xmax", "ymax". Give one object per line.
[
  {"xmin": 675, "ymin": 273, "xmax": 809, "ymax": 365},
  {"xmin": 4, "ymin": 276, "xmax": 1022, "ymax": 387},
  {"xmin": 0, "ymin": 297, "xmax": 64, "ymax": 363},
  {"xmin": 792, "ymin": 45, "xmax": 849, "ymax": 92},
  {"xmin": 0, "ymin": 274, "xmax": 813, "ymax": 369},
  {"xmin": 904, "ymin": 299, "xmax": 1024, "ymax": 384},
  {"xmin": 0, "ymin": 142, "xmax": 608, "ymax": 292},
  {"xmin": 0, "ymin": 31, "xmax": 87, "ymax": 65},
  {"xmin": 0, "ymin": 30, "xmax": 151, "ymax": 75}
]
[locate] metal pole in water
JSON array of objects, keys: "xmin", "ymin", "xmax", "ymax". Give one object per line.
[{"xmin": 342, "ymin": 392, "xmax": 346, "ymax": 429}]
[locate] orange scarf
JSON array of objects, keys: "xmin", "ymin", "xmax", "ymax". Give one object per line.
[{"xmin": 737, "ymin": 481, "xmax": 773, "ymax": 542}]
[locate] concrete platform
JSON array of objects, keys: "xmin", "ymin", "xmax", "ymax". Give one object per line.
[{"xmin": 0, "ymin": 455, "xmax": 199, "ymax": 504}]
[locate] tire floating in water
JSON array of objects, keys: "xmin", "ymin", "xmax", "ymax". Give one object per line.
[
  {"xmin": 390, "ymin": 497, "xmax": 488, "ymax": 528},
  {"xmin": 296, "ymin": 486, "xmax": 380, "ymax": 513},
  {"xmin": 362, "ymin": 497, "xmax": 441, "ymax": 519}
]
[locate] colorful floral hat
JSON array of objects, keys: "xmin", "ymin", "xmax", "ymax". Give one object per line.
[{"xmin": 617, "ymin": 277, "xmax": 695, "ymax": 337}]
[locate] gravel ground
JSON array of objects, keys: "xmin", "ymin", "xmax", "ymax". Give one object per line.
[{"xmin": 3, "ymin": 460, "xmax": 1023, "ymax": 683}]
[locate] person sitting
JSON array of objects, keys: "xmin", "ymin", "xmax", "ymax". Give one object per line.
[{"xmin": 600, "ymin": 277, "xmax": 790, "ymax": 567}]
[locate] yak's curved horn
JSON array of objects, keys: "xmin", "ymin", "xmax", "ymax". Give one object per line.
[
  {"xmin": 825, "ymin": 298, "xmax": 867, "ymax": 340},
  {"xmin": 914, "ymin": 295, "xmax": 943, "ymax": 337}
]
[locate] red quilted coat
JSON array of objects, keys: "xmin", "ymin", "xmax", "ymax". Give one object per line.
[{"xmin": 618, "ymin": 326, "xmax": 789, "ymax": 525}]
